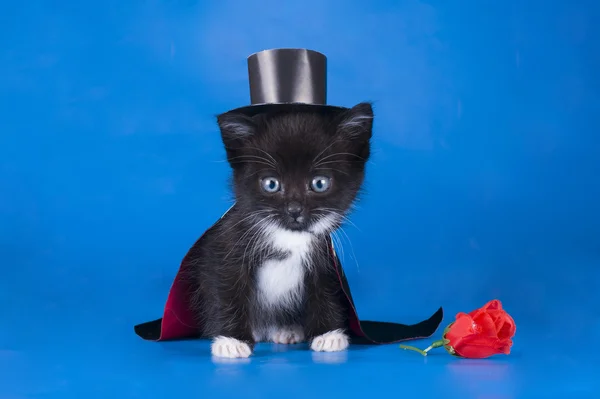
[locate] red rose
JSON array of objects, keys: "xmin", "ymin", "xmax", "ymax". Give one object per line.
[
  {"xmin": 468, "ymin": 299, "xmax": 516, "ymax": 341},
  {"xmin": 443, "ymin": 300, "xmax": 516, "ymax": 358},
  {"xmin": 400, "ymin": 299, "xmax": 516, "ymax": 359}
]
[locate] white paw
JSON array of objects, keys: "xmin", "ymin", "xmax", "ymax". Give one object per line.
[
  {"xmin": 210, "ymin": 336, "xmax": 252, "ymax": 358},
  {"xmin": 252, "ymin": 330, "xmax": 264, "ymax": 343},
  {"xmin": 270, "ymin": 326, "xmax": 305, "ymax": 344},
  {"xmin": 310, "ymin": 329, "xmax": 349, "ymax": 352}
]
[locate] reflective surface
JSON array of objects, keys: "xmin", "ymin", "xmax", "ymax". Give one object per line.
[{"xmin": 1, "ymin": 0, "xmax": 599, "ymax": 398}]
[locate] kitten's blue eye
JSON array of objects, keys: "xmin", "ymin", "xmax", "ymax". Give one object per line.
[
  {"xmin": 260, "ymin": 177, "xmax": 281, "ymax": 193},
  {"xmin": 310, "ymin": 176, "xmax": 331, "ymax": 193}
]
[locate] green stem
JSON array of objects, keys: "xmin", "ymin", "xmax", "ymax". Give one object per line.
[
  {"xmin": 423, "ymin": 340, "xmax": 445, "ymax": 354},
  {"xmin": 399, "ymin": 339, "xmax": 446, "ymax": 357},
  {"xmin": 399, "ymin": 344, "xmax": 428, "ymax": 356}
]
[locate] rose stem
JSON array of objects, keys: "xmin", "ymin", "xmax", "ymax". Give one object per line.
[
  {"xmin": 399, "ymin": 339, "xmax": 447, "ymax": 356},
  {"xmin": 423, "ymin": 340, "xmax": 445, "ymax": 354},
  {"xmin": 398, "ymin": 345, "xmax": 428, "ymax": 356}
]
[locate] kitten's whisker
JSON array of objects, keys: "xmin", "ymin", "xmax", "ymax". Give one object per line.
[
  {"xmin": 228, "ymin": 160, "xmax": 275, "ymax": 168},
  {"xmin": 252, "ymin": 219, "xmax": 274, "ymax": 264},
  {"xmin": 246, "ymin": 146, "xmax": 277, "ymax": 165},
  {"xmin": 331, "ymin": 230, "xmax": 345, "ymax": 265},
  {"xmin": 314, "ymin": 152, "xmax": 366, "ymax": 167},
  {"xmin": 214, "ymin": 210, "xmax": 272, "ymax": 239},
  {"xmin": 224, "ymin": 225, "xmax": 259, "ymax": 261},
  {"xmin": 314, "ymin": 207, "xmax": 360, "ymax": 232},
  {"xmin": 313, "ymin": 160, "xmax": 363, "ymax": 169},
  {"xmin": 243, "ymin": 216, "xmax": 275, "ymax": 267},
  {"xmin": 312, "ymin": 140, "xmax": 344, "ymax": 164},
  {"xmin": 223, "ymin": 215, "xmax": 271, "ymax": 260},
  {"xmin": 319, "ymin": 152, "xmax": 366, "ymax": 161},
  {"xmin": 247, "ymin": 168, "xmax": 273, "ymax": 178},
  {"xmin": 314, "ymin": 167, "xmax": 349, "ymax": 176},
  {"xmin": 227, "ymin": 154, "xmax": 276, "ymax": 168},
  {"xmin": 338, "ymin": 215, "xmax": 360, "ymax": 231},
  {"xmin": 335, "ymin": 225, "xmax": 359, "ymax": 273},
  {"xmin": 225, "ymin": 147, "xmax": 276, "ymax": 164},
  {"xmin": 312, "ymin": 211, "xmax": 345, "ymax": 264},
  {"xmin": 241, "ymin": 225, "xmax": 260, "ymax": 265},
  {"xmin": 228, "ymin": 154, "xmax": 274, "ymax": 163}
]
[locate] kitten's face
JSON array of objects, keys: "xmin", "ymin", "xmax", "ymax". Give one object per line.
[{"xmin": 218, "ymin": 103, "xmax": 373, "ymax": 235}]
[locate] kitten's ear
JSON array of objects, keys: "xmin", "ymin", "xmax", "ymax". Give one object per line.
[
  {"xmin": 217, "ymin": 112, "xmax": 256, "ymax": 144},
  {"xmin": 334, "ymin": 102, "xmax": 374, "ymax": 160},
  {"xmin": 336, "ymin": 102, "xmax": 374, "ymax": 141},
  {"xmin": 217, "ymin": 112, "xmax": 257, "ymax": 160}
]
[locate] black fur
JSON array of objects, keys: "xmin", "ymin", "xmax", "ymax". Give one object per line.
[{"xmin": 187, "ymin": 103, "xmax": 374, "ymax": 351}]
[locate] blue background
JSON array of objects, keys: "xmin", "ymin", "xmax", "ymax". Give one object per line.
[{"xmin": 1, "ymin": 0, "xmax": 599, "ymax": 398}]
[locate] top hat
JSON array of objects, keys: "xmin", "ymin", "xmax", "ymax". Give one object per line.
[{"xmin": 222, "ymin": 48, "xmax": 348, "ymax": 116}]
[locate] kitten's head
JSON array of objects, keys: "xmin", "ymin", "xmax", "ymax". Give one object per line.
[{"xmin": 217, "ymin": 102, "xmax": 373, "ymax": 235}]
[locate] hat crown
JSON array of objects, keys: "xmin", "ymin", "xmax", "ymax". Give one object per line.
[{"xmin": 247, "ymin": 48, "xmax": 327, "ymax": 106}]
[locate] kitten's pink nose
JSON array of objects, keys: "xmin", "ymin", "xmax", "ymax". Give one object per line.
[{"xmin": 286, "ymin": 202, "xmax": 303, "ymax": 220}]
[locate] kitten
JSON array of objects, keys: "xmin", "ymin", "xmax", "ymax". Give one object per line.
[{"xmin": 188, "ymin": 102, "xmax": 374, "ymax": 358}]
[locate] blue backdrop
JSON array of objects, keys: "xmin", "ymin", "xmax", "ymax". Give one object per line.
[{"xmin": 1, "ymin": 0, "xmax": 599, "ymax": 398}]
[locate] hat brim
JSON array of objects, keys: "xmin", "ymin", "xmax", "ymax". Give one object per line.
[{"xmin": 220, "ymin": 102, "xmax": 348, "ymax": 117}]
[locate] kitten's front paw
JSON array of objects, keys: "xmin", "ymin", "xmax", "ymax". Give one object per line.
[
  {"xmin": 270, "ymin": 325, "xmax": 305, "ymax": 344},
  {"xmin": 310, "ymin": 329, "xmax": 349, "ymax": 352},
  {"xmin": 211, "ymin": 336, "xmax": 252, "ymax": 358}
]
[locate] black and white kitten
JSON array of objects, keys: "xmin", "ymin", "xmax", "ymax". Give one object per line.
[{"xmin": 189, "ymin": 102, "xmax": 373, "ymax": 358}]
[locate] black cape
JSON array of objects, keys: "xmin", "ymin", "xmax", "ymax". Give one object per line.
[{"xmin": 134, "ymin": 209, "xmax": 444, "ymax": 344}]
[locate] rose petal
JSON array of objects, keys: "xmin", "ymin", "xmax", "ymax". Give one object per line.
[
  {"xmin": 469, "ymin": 300, "xmax": 502, "ymax": 318},
  {"xmin": 485, "ymin": 310, "xmax": 506, "ymax": 330},
  {"xmin": 453, "ymin": 337, "xmax": 501, "ymax": 358},
  {"xmin": 486, "ymin": 309, "xmax": 516, "ymax": 339},
  {"xmin": 496, "ymin": 339, "xmax": 513, "ymax": 355},
  {"xmin": 468, "ymin": 308, "xmax": 484, "ymax": 319},
  {"xmin": 445, "ymin": 313, "xmax": 475, "ymax": 348},
  {"xmin": 453, "ymin": 335, "xmax": 513, "ymax": 358},
  {"xmin": 484, "ymin": 299, "xmax": 503, "ymax": 311},
  {"xmin": 488, "ymin": 310, "xmax": 505, "ymax": 329},
  {"xmin": 471, "ymin": 312, "xmax": 499, "ymax": 338},
  {"xmin": 497, "ymin": 317, "xmax": 517, "ymax": 339}
]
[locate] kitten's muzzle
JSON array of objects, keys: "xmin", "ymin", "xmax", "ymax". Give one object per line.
[{"xmin": 286, "ymin": 202, "xmax": 304, "ymax": 222}]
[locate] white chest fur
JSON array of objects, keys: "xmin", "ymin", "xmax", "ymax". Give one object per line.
[{"xmin": 256, "ymin": 227, "xmax": 313, "ymax": 308}]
